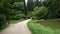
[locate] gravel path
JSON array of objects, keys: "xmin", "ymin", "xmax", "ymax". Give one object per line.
[{"xmin": 0, "ymin": 19, "xmax": 32, "ymax": 34}]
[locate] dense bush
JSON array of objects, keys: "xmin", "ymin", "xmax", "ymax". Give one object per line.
[
  {"xmin": 13, "ymin": 2, "xmax": 24, "ymax": 11},
  {"xmin": 0, "ymin": 14, "xmax": 6, "ymax": 21},
  {"xmin": 12, "ymin": 2, "xmax": 25, "ymax": 20},
  {"xmin": 0, "ymin": 14, "xmax": 7, "ymax": 30},
  {"xmin": 32, "ymin": 6, "xmax": 48, "ymax": 20},
  {"xmin": 12, "ymin": 14, "xmax": 25, "ymax": 20},
  {"xmin": 44, "ymin": 0, "xmax": 60, "ymax": 19}
]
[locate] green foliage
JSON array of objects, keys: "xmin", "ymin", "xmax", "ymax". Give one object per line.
[
  {"xmin": 0, "ymin": 24, "xmax": 7, "ymax": 31},
  {"xmin": 34, "ymin": 0, "xmax": 42, "ymax": 7},
  {"xmin": 0, "ymin": 14, "xmax": 6, "ymax": 21},
  {"xmin": 0, "ymin": 0, "xmax": 15, "ymax": 30},
  {"xmin": 4, "ymin": 9, "xmax": 15, "ymax": 15},
  {"xmin": 13, "ymin": 2, "xmax": 24, "ymax": 15},
  {"xmin": 28, "ymin": 20, "xmax": 60, "ymax": 34},
  {"xmin": 0, "ymin": 0, "xmax": 25, "ymax": 30},
  {"xmin": 13, "ymin": 2, "xmax": 24, "ymax": 11},
  {"xmin": 32, "ymin": 6, "xmax": 48, "ymax": 19},
  {"xmin": 0, "ymin": 14, "xmax": 7, "ymax": 30},
  {"xmin": 45, "ymin": 0, "xmax": 60, "ymax": 19},
  {"xmin": 0, "ymin": 14, "xmax": 6, "ymax": 28},
  {"xmin": 0, "ymin": 0, "xmax": 12, "ymax": 9},
  {"xmin": 27, "ymin": 0, "xmax": 34, "ymax": 11},
  {"xmin": 28, "ymin": 20, "xmax": 54, "ymax": 34},
  {"xmin": 12, "ymin": 0, "xmax": 23, "ymax": 2},
  {"xmin": 13, "ymin": 14, "xmax": 25, "ymax": 20},
  {"xmin": 0, "ymin": 0, "xmax": 14, "ymax": 20}
]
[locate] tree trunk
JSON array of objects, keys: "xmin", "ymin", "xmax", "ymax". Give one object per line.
[{"xmin": 23, "ymin": 0, "xmax": 27, "ymax": 15}]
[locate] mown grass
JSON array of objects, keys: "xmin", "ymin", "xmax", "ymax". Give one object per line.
[
  {"xmin": 28, "ymin": 20, "xmax": 60, "ymax": 34},
  {"xmin": 37, "ymin": 20, "xmax": 60, "ymax": 29}
]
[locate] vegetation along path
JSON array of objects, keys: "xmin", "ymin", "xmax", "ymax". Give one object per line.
[{"xmin": 0, "ymin": 19, "xmax": 32, "ymax": 34}]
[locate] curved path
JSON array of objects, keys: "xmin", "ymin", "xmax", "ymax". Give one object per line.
[{"xmin": 0, "ymin": 19, "xmax": 32, "ymax": 34}]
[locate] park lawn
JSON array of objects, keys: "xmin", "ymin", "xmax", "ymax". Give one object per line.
[{"xmin": 28, "ymin": 19, "xmax": 60, "ymax": 34}]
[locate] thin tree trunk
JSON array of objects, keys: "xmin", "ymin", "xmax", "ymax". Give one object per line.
[{"xmin": 23, "ymin": 0, "xmax": 27, "ymax": 15}]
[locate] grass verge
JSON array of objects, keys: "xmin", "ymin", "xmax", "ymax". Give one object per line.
[
  {"xmin": 28, "ymin": 20, "xmax": 60, "ymax": 34},
  {"xmin": 9, "ymin": 19, "xmax": 24, "ymax": 24}
]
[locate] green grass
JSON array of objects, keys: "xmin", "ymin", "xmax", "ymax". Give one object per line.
[
  {"xmin": 28, "ymin": 20, "xmax": 60, "ymax": 34},
  {"xmin": 9, "ymin": 19, "xmax": 24, "ymax": 24},
  {"xmin": 37, "ymin": 20, "xmax": 60, "ymax": 29}
]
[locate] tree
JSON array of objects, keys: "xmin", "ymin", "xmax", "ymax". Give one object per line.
[
  {"xmin": 13, "ymin": 2, "xmax": 24, "ymax": 14},
  {"xmin": 43, "ymin": 0, "xmax": 60, "ymax": 19},
  {"xmin": 0, "ymin": 14, "xmax": 6, "ymax": 30},
  {"xmin": 55, "ymin": 0, "xmax": 60, "ymax": 18},
  {"xmin": 12, "ymin": 0, "xmax": 23, "ymax": 3},
  {"xmin": 23, "ymin": 0, "xmax": 27, "ymax": 15},
  {"xmin": 0, "ymin": 0, "xmax": 15, "ymax": 30},
  {"xmin": 27, "ymin": 0, "xmax": 34, "ymax": 11},
  {"xmin": 34, "ymin": 0, "xmax": 42, "ymax": 7},
  {"xmin": 12, "ymin": 2, "xmax": 26, "ymax": 20},
  {"xmin": 0, "ymin": 0, "xmax": 14, "ymax": 20}
]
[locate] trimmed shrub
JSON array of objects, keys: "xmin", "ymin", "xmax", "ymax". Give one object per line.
[{"xmin": 32, "ymin": 6, "xmax": 48, "ymax": 20}]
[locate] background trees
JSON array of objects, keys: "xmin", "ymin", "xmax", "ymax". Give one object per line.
[
  {"xmin": 0, "ymin": 0, "xmax": 60, "ymax": 30},
  {"xmin": 44, "ymin": 0, "xmax": 60, "ymax": 19},
  {"xmin": 31, "ymin": 0, "xmax": 60, "ymax": 20},
  {"xmin": 0, "ymin": 0, "xmax": 13, "ymax": 30},
  {"xmin": 34, "ymin": 0, "xmax": 42, "ymax": 7},
  {"xmin": 13, "ymin": 2, "xmax": 24, "ymax": 14},
  {"xmin": 27, "ymin": 0, "xmax": 34, "ymax": 11},
  {"xmin": 0, "ymin": 0, "xmax": 26, "ymax": 30}
]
